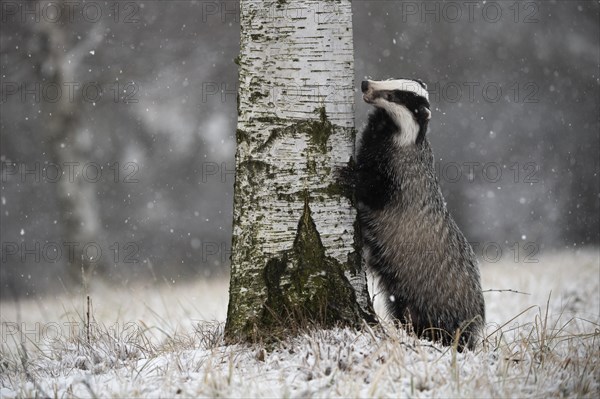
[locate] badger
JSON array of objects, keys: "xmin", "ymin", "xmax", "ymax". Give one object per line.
[{"xmin": 353, "ymin": 78, "xmax": 485, "ymax": 350}]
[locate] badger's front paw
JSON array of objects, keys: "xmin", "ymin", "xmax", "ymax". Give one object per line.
[{"xmin": 333, "ymin": 160, "xmax": 357, "ymax": 191}]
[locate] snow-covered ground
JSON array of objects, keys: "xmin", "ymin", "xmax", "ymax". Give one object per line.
[{"xmin": 1, "ymin": 249, "xmax": 598, "ymax": 398}]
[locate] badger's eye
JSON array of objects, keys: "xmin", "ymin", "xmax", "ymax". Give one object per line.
[{"xmin": 386, "ymin": 93, "xmax": 393, "ymax": 101}]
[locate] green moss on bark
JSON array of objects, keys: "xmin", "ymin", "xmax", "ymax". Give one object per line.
[
  {"xmin": 236, "ymin": 129, "xmax": 249, "ymax": 144},
  {"xmin": 252, "ymin": 108, "xmax": 335, "ymax": 154},
  {"xmin": 258, "ymin": 195, "xmax": 367, "ymax": 339},
  {"xmin": 226, "ymin": 193, "xmax": 374, "ymax": 343},
  {"xmin": 250, "ymin": 91, "xmax": 268, "ymax": 103},
  {"xmin": 315, "ymin": 182, "xmax": 352, "ymax": 201},
  {"xmin": 240, "ymin": 159, "xmax": 270, "ymax": 175},
  {"xmin": 305, "ymin": 107, "xmax": 334, "ymax": 153}
]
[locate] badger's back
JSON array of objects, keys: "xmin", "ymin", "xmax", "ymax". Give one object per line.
[{"xmin": 357, "ymin": 108, "xmax": 485, "ymax": 349}]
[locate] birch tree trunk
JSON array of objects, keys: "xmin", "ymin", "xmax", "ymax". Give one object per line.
[{"xmin": 225, "ymin": 0, "xmax": 375, "ymax": 342}]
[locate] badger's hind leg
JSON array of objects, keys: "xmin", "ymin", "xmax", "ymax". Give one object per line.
[
  {"xmin": 423, "ymin": 316, "xmax": 482, "ymax": 351},
  {"xmin": 453, "ymin": 315, "xmax": 484, "ymax": 351},
  {"xmin": 384, "ymin": 293, "xmax": 480, "ymax": 351}
]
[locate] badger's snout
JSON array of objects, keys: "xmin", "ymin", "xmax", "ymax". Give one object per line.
[
  {"xmin": 361, "ymin": 80, "xmax": 374, "ymax": 103},
  {"xmin": 361, "ymin": 80, "xmax": 370, "ymax": 93}
]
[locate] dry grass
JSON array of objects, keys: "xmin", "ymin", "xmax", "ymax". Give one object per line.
[{"xmin": 0, "ymin": 249, "xmax": 598, "ymax": 398}]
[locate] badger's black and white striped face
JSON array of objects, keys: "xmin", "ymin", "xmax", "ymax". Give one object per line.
[{"xmin": 362, "ymin": 79, "xmax": 431, "ymax": 146}]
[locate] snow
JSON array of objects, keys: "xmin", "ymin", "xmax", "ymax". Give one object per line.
[{"xmin": 1, "ymin": 249, "xmax": 598, "ymax": 397}]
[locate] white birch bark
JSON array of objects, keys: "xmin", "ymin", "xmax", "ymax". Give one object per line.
[{"xmin": 226, "ymin": 0, "xmax": 374, "ymax": 340}]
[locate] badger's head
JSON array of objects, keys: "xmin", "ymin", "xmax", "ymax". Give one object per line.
[{"xmin": 361, "ymin": 78, "xmax": 431, "ymax": 146}]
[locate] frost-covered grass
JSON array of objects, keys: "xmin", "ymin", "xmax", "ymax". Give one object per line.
[{"xmin": 1, "ymin": 249, "xmax": 598, "ymax": 398}]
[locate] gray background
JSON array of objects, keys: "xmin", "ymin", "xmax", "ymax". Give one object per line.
[{"xmin": 1, "ymin": 1, "xmax": 598, "ymax": 298}]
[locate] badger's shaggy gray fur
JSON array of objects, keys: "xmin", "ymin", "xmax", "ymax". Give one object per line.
[{"xmin": 354, "ymin": 79, "xmax": 485, "ymax": 350}]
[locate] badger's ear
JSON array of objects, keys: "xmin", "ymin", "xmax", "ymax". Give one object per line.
[{"xmin": 416, "ymin": 79, "xmax": 428, "ymax": 90}]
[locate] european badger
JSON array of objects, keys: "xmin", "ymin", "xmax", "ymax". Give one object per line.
[{"xmin": 355, "ymin": 78, "xmax": 485, "ymax": 350}]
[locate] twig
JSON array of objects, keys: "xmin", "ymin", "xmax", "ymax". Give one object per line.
[
  {"xmin": 87, "ymin": 295, "xmax": 91, "ymax": 344},
  {"xmin": 483, "ymin": 288, "xmax": 531, "ymax": 295}
]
